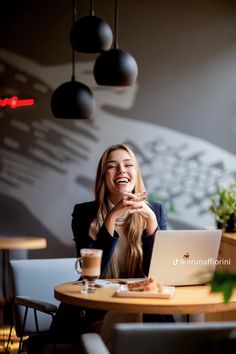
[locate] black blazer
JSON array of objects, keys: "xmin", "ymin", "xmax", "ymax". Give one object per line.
[{"xmin": 72, "ymin": 201, "xmax": 167, "ymax": 277}]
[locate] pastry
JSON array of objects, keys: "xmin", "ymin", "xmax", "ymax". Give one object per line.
[{"xmin": 126, "ymin": 277, "xmax": 163, "ymax": 292}]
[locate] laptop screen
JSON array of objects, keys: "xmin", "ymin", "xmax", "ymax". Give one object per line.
[{"xmin": 148, "ymin": 230, "xmax": 222, "ymax": 286}]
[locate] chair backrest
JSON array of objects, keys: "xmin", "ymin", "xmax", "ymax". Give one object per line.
[
  {"xmin": 10, "ymin": 257, "xmax": 77, "ymax": 336},
  {"xmin": 112, "ymin": 322, "xmax": 236, "ymax": 354}
]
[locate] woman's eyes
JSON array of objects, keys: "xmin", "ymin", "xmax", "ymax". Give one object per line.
[{"xmin": 107, "ymin": 164, "xmax": 134, "ymax": 169}]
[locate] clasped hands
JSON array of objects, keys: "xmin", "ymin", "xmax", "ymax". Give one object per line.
[
  {"xmin": 121, "ymin": 191, "xmax": 147, "ymax": 214},
  {"xmin": 112, "ymin": 191, "xmax": 154, "ymax": 219},
  {"xmin": 118, "ymin": 192, "xmax": 156, "ymax": 222},
  {"xmin": 105, "ymin": 192, "xmax": 158, "ymax": 236}
]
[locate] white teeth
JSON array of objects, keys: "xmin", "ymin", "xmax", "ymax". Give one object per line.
[{"xmin": 115, "ymin": 178, "xmax": 129, "ymax": 184}]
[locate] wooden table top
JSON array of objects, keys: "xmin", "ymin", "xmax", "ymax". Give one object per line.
[
  {"xmin": 222, "ymin": 233, "xmax": 236, "ymax": 246},
  {"xmin": 54, "ymin": 281, "xmax": 236, "ymax": 315},
  {"xmin": 0, "ymin": 236, "xmax": 47, "ymax": 250}
]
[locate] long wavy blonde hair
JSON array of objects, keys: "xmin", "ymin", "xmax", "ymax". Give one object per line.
[{"xmin": 89, "ymin": 144, "xmax": 146, "ymax": 278}]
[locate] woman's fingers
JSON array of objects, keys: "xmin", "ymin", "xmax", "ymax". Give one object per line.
[
  {"xmin": 121, "ymin": 191, "xmax": 146, "ymax": 201},
  {"xmin": 128, "ymin": 205, "xmax": 143, "ymax": 214}
]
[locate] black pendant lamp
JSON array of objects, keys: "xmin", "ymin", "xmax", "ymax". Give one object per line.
[
  {"xmin": 70, "ymin": 0, "xmax": 113, "ymax": 53},
  {"xmin": 94, "ymin": 0, "xmax": 138, "ymax": 86},
  {"xmin": 51, "ymin": 0, "xmax": 95, "ymax": 119}
]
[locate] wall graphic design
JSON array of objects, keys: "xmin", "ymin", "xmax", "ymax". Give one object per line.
[{"xmin": 1, "ymin": 50, "xmax": 236, "ymax": 255}]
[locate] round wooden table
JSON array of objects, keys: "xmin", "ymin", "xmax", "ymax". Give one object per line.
[
  {"xmin": 54, "ymin": 281, "xmax": 236, "ymax": 315},
  {"xmin": 0, "ymin": 236, "xmax": 47, "ymax": 301},
  {"xmin": 0, "ymin": 236, "xmax": 47, "ymax": 251},
  {"xmin": 0, "ymin": 236, "xmax": 47, "ymax": 351}
]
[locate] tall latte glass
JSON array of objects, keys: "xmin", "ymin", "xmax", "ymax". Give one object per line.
[{"xmin": 80, "ymin": 248, "xmax": 103, "ymax": 293}]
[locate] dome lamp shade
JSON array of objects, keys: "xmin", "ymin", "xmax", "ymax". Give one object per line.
[
  {"xmin": 51, "ymin": 79, "xmax": 94, "ymax": 119},
  {"xmin": 94, "ymin": 48, "xmax": 138, "ymax": 86},
  {"xmin": 93, "ymin": 0, "xmax": 138, "ymax": 87},
  {"xmin": 51, "ymin": 0, "xmax": 95, "ymax": 119},
  {"xmin": 70, "ymin": 15, "xmax": 113, "ymax": 53}
]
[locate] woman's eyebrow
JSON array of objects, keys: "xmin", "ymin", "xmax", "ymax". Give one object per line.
[
  {"xmin": 106, "ymin": 160, "xmax": 116, "ymax": 164},
  {"xmin": 106, "ymin": 158, "xmax": 133, "ymax": 164}
]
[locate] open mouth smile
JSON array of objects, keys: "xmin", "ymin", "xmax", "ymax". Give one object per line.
[{"xmin": 114, "ymin": 177, "xmax": 130, "ymax": 185}]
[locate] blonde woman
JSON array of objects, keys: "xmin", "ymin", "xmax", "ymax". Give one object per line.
[{"xmin": 72, "ymin": 143, "xmax": 167, "ymax": 278}]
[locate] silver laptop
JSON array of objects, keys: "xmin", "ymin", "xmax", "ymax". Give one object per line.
[{"xmin": 148, "ymin": 230, "xmax": 222, "ymax": 286}]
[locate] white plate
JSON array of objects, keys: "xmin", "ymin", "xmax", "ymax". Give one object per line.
[
  {"xmin": 95, "ymin": 279, "xmax": 119, "ymax": 288},
  {"xmin": 115, "ymin": 285, "xmax": 175, "ymax": 299}
]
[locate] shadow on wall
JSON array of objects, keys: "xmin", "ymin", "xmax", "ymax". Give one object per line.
[{"xmin": 0, "ymin": 194, "xmax": 75, "ymax": 258}]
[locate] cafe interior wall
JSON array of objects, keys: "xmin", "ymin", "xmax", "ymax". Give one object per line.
[{"xmin": 0, "ymin": 0, "xmax": 236, "ymax": 258}]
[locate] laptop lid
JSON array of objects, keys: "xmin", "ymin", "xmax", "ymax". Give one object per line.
[{"xmin": 148, "ymin": 230, "xmax": 222, "ymax": 286}]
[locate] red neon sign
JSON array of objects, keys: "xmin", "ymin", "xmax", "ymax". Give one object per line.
[{"xmin": 0, "ymin": 96, "xmax": 35, "ymax": 109}]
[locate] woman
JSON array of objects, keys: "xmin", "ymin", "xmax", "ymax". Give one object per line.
[
  {"xmin": 72, "ymin": 143, "xmax": 167, "ymax": 279},
  {"xmin": 49, "ymin": 144, "xmax": 169, "ymax": 346}
]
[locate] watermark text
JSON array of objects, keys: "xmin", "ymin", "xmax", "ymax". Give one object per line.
[{"xmin": 172, "ymin": 257, "xmax": 231, "ymax": 266}]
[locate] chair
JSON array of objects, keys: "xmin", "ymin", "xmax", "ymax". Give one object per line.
[
  {"xmin": 81, "ymin": 322, "xmax": 236, "ymax": 354},
  {"xmin": 8, "ymin": 257, "xmax": 77, "ymax": 353}
]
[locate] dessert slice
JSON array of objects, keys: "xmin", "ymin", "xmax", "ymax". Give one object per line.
[{"xmin": 126, "ymin": 277, "xmax": 163, "ymax": 292}]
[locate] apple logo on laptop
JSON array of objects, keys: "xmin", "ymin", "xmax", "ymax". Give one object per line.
[{"xmin": 183, "ymin": 252, "xmax": 190, "ymax": 259}]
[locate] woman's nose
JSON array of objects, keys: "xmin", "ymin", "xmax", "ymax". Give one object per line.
[{"xmin": 117, "ymin": 164, "xmax": 125, "ymax": 173}]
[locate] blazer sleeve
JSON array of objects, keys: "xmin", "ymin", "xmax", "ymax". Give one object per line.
[
  {"xmin": 71, "ymin": 202, "xmax": 118, "ymax": 277},
  {"xmin": 152, "ymin": 202, "xmax": 168, "ymax": 230},
  {"xmin": 141, "ymin": 202, "xmax": 167, "ymax": 276}
]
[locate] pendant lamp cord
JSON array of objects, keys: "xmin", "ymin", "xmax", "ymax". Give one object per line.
[
  {"xmin": 89, "ymin": 0, "xmax": 94, "ymax": 16},
  {"xmin": 71, "ymin": 0, "xmax": 76, "ymax": 81},
  {"xmin": 114, "ymin": 0, "xmax": 119, "ymax": 49}
]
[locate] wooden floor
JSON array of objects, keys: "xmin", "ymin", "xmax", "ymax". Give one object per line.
[
  {"xmin": 1, "ymin": 327, "xmax": 82, "ymax": 354},
  {"xmin": 1, "ymin": 326, "xmax": 83, "ymax": 354},
  {"xmin": 0, "ymin": 326, "xmax": 22, "ymax": 354}
]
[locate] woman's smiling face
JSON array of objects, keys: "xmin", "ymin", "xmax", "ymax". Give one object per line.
[{"xmin": 105, "ymin": 148, "xmax": 137, "ymax": 202}]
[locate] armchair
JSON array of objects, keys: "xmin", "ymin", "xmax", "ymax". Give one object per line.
[
  {"xmin": 8, "ymin": 257, "xmax": 77, "ymax": 353},
  {"xmin": 81, "ymin": 322, "xmax": 236, "ymax": 354}
]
